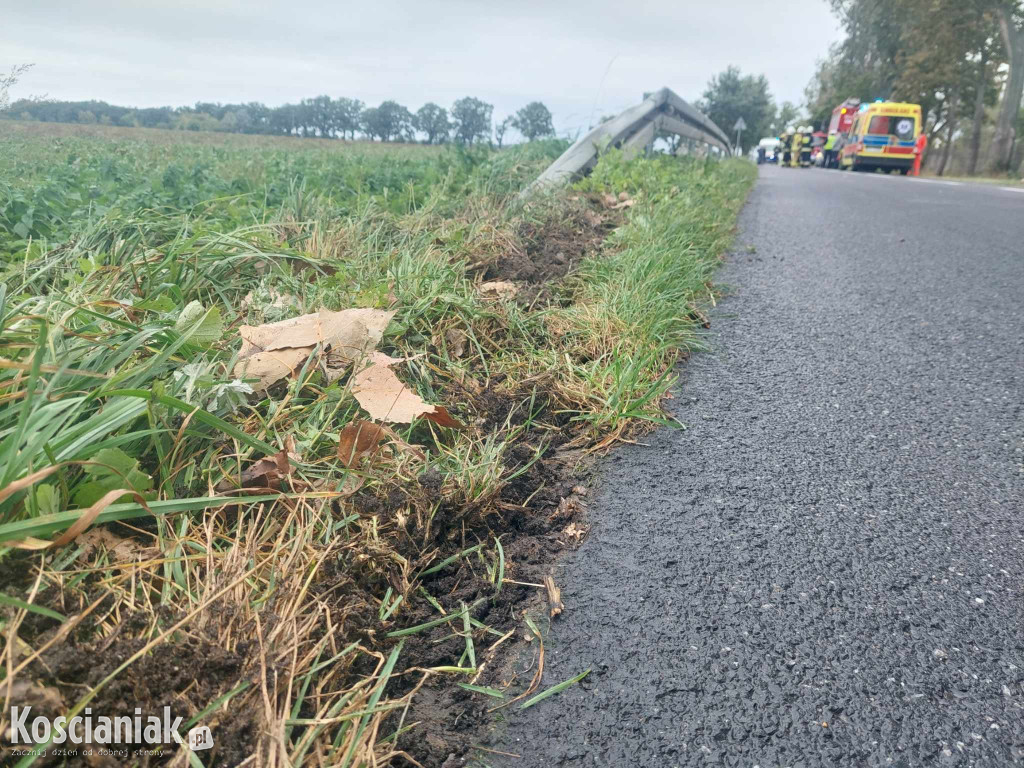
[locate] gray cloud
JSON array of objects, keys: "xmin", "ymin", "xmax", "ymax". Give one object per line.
[{"xmin": 3, "ymin": 0, "xmax": 841, "ymax": 135}]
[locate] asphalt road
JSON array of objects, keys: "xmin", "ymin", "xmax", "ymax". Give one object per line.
[{"xmin": 492, "ymin": 167, "xmax": 1024, "ymax": 767}]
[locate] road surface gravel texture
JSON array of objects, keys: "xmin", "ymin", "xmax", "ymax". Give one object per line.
[{"xmin": 493, "ymin": 168, "xmax": 1024, "ymax": 767}]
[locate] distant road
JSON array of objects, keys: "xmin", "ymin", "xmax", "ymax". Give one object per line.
[{"xmin": 493, "ymin": 164, "xmax": 1024, "ymax": 766}]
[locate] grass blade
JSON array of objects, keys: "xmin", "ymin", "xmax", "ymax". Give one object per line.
[{"xmin": 519, "ymin": 669, "xmax": 590, "ymax": 710}]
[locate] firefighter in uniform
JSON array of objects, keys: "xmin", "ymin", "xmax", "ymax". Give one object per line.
[
  {"xmin": 779, "ymin": 131, "xmax": 791, "ymax": 166},
  {"xmin": 790, "ymin": 129, "xmax": 802, "ymax": 168},
  {"xmin": 800, "ymin": 127, "xmax": 813, "ymax": 166}
]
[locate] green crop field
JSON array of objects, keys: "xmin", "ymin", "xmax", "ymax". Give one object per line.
[{"xmin": 0, "ymin": 122, "xmax": 753, "ymax": 767}]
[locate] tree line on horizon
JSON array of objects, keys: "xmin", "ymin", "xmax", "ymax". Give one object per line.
[
  {"xmin": 0, "ymin": 92, "xmax": 558, "ymax": 147},
  {"xmin": 805, "ymin": 0, "xmax": 1024, "ymax": 176}
]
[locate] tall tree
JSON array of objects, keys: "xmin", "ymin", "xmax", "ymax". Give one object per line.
[
  {"xmin": 893, "ymin": 0, "xmax": 996, "ymax": 161},
  {"xmin": 335, "ymin": 98, "xmax": 364, "ymax": 140},
  {"xmin": 988, "ymin": 1, "xmax": 1024, "ymax": 172},
  {"xmin": 451, "ymin": 97, "xmax": 493, "ymax": 145},
  {"xmin": 415, "ymin": 102, "xmax": 450, "ymax": 144},
  {"xmin": 807, "ymin": 1, "xmax": 912, "ymax": 128},
  {"xmin": 968, "ymin": 42, "xmax": 995, "ymax": 175},
  {"xmin": 511, "ymin": 101, "xmax": 555, "ymax": 141},
  {"xmin": 828, "ymin": 0, "xmax": 909, "ymax": 96},
  {"xmin": 361, "ymin": 101, "xmax": 414, "ymax": 142},
  {"xmin": 698, "ymin": 66, "xmax": 774, "ymax": 152},
  {"xmin": 302, "ymin": 95, "xmax": 336, "ymax": 137}
]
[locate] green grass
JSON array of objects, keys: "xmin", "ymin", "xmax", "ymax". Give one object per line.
[{"xmin": 0, "ymin": 124, "xmax": 754, "ymax": 767}]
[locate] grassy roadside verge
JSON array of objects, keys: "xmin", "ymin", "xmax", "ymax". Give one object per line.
[{"xmin": 0, "ymin": 133, "xmax": 754, "ymax": 767}]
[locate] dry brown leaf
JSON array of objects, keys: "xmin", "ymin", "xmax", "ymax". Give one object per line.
[
  {"xmin": 351, "ymin": 363, "xmax": 463, "ymax": 428},
  {"xmin": 325, "ymin": 349, "xmax": 415, "ymax": 384},
  {"xmin": 544, "ymin": 575, "xmax": 564, "ymax": 619},
  {"xmin": 479, "ymin": 280, "xmax": 518, "ymax": 300},
  {"xmin": 611, "ymin": 198, "xmax": 635, "ymax": 210},
  {"xmin": 337, "ymin": 420, "xmax": 387, "ymax": 468},
  {"xmin": 337, "ymin": 420, "xmax": 427, "ymax": 467},
  {"xmin": 238, "ymin": 308, "xmax": 395, "ymax": 358},
  {"xmin": 235, "ymin": 308, "xmax": 396, "ymax": 391},
  {"xmin": 235, "ymin": 347, "xmax": 310, "ymax": 392},
  {"xmin": 602, "ymin": 193, "xmax": 618, "ymax": 208},
  {"xmin": 216, "ymin": 449, "xmax": 292, "ymax": 491}
]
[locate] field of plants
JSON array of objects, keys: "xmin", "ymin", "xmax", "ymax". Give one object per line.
[{"xmin": 0, "ymin": 121, "xmax": 754, "ymax": 767}]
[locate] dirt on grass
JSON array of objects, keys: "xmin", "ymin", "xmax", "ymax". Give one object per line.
[
  {"xmin": 476, "ymin": 196, "xmax": 622, "ymax": 306},
  {"xmin": 1, "ymin": 197, "xmax": 613, "ymax": 768},
  {"xmin": 2, "ymin": 384, "xmax": 594, "ymax": 768}
]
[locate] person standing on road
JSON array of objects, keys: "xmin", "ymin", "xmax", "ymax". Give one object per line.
[
  {"xmin": 823, "ymin": 132, "xmax": 837, "ymax": 168},
  {"xmin": 912, "ymin": 132, "xmax": 928, "ymax": 176},
  {"xmin": 790, "ymin": 130, "xmax": 802, "ymax": 168},
  {"xmin": 800, "ymin": 127, "xmax": 812, "ymax": 166}
]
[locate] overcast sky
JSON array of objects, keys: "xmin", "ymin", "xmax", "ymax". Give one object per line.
[{"xmin": 3, "ymin": 1, "xmax": 841, "ymax": 135}]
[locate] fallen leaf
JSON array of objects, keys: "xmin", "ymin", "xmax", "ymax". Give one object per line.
[
  {"xmin": 611, "ymin": 198, "xmax": 635, "ymax": 210},
  {"xmin": 337, "ymin": 420, "xmax": 427, "ymax": 467},
  {"xmin": 324, "ymin": 349, "xmax": 413, "ymax": 384},
  {"xmin": 216, "ymin": 449, "xmax": 292, "ymax": 491},
  {"xmin": 337, "ymin": 420, "xmax": 387, "ymax": 468},
  {"xmin": 479, "ymin": 281, "xmax": 518, "ymax": 300},
  {"xmin": 602, "ymin": 193, "xmax": 618, "ymax": 208},
  {"xmin": 235, "ymin": 308, "xmax": 395, "ymax": 391},
  {"xmin": 239, "ymin": 308, "xmax": 395, "ymax": 358},
  {"xmin": 351, "ymin": 363, "xmax": 463, "ymax": 428},
  {"xmin": 544, "ymin": 575, "xmax": 564, "ymax": 619},
  {"xmin": 235, "ymin": 347, "xmax": 310, "ymax": 392}
]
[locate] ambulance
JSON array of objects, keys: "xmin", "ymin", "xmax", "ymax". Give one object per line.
[{"xmin": 837, "ymin": 101, "xmax": 922, "ymax": 174}]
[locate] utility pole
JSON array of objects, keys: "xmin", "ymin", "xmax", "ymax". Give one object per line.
[{"xmin": 733, "ymin": 117, "xmax": 747, "ymax": 156}]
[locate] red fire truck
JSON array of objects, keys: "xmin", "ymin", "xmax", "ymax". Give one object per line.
[{"xmin": 829, "ymin": 98, "xmax": 860, "ymax": 134}]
